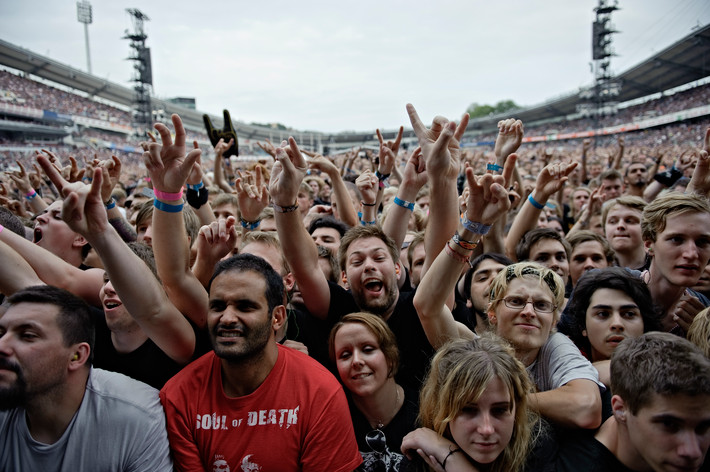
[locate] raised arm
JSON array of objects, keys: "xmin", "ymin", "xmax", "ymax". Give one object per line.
[
  {"xmin": 212, "ymin": 138, "xmax": 236, "ymax": 193},
  {"xmin": 7, "ymin": 159, "xmax": 47, "ymax": 215},
  {"xmin": 192, "ymin": 217, "xmax": 239, "ymax": 288},
  {"xmin": 235, "ymin": 166, "xmax": 270, "ymax": 234},
  {"xmin": 413, "ymin": 156, "xmax": 515, "ymax": 349},
  {"xmin": 687, "ymin": 128, "xmax": 710, "ymax": 197},
  {"xmin": 143, "ymin": 114, "xmax": 208, "ymax": 328},
  {"xmin": 611, "ymin": 135, "xmax": 625, "ymax": 170},
  {"xmin": 0, "ymin": 239, "xmax": 43, "ymax": 296},
  {"xmin": 98, "ymin": 155, "xmax": 137, "ymax": 242},
  {"xmin": 504, "ymin": 161, "xmax": 578, "ymax": 261},
  {"xmin": 307, "ymin": 153, "xmax": 358, "ymax": 227},
  {"xmin": 270, "ymin": 137, "xmax": 331, "ymax": 319},
  {"xmin": 61, "ymin": 169, "xmax": 196, "ymax": 364}
]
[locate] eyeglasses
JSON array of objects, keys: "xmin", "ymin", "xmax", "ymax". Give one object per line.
[{"xmin": 502, "ymin": 296, "xmax": 555, "ymax": 313}]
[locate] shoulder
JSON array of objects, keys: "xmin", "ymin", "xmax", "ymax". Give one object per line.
[
  {"xmin": 279, "ymin": 344, "xmax": 341, "ymax": 390},
  {"xmin": 160, "ymin": 351, "xmax": 216, "ymax": 396},
  {"xmin": 85, "ymin": 368, "xmax": 164, "ymax": 420}
]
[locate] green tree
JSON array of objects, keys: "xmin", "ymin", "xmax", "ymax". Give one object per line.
[{"xmin": 466, "ymin": 100, "xmax": 519, "ymax": 119}]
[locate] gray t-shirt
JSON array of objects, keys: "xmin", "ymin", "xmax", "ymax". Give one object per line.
[
  {"xmin": 527, "ymin": 332, "xmax": 605, "ymax": 392},
  {"xmin": 0, "ymin": 367, "xmax": 172, "ymax": 471}
]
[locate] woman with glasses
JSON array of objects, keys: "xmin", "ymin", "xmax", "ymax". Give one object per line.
[
  {"xmin": 400, "ymin": 335, "xmax": 536, "ymax": 472},
  {"xmin": 329, "ymin": 312, "xmax": 419, "ymax": 472}
]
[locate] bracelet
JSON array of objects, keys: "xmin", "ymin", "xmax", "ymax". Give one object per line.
[
  {"xmin": 441, "ymin": 447, "xmax": 463, "ymax": 470},
  {"xmin": 104, "ymin": 198, "xmax": 116, "ymax": 210},
  {"xmin": 393, "ymin": 196, "xmax": 415, "ymax": 211},
  {"xmin": 527, "ymin": 194, "xmax": 545, "ymax": 210},
  {"xmin": 153, "ymin": 198, "xmax": 184, "ymax": 213},
  {"xmin": 361, "ymin": 201, "xmax": 377, "ymax": 207},
  {"xmin": 272, "ymin": 201, "xmax": 299, "ymax": 213},
  {"xmin": 153, "ymin": 188, "xmax": 183, "ymax": 201},
  {"xmin": 25, "ymin": 189, "xmax": 37, "ymax": 200},
  {"xmin": 486, "ymin": 163, "xmax": 504, "ymax": 173},
  {"xmin": 445, "ymin": 242, "xmax": 470, "ymax": 264},
  {"xmin": 186, "ymin": 181, "xmax": 204, "ymax": 191},
  {"xmin": 375, "ymin": 170, "xmax": 390, "ymax": 181},
  {"xmin": 358, "ymin": 212, "xmax": 377, "ymax": 226},
  {"xmin": 239, "ymin": 217, "xmax": 261, "ymax": 230},
  {"xmin": 452, "ymin": 232, "xmax": 478, "ymax": 251},
  {"xmin": 461, "ymin": 217, "xmax": 491, "ymax": 235}
]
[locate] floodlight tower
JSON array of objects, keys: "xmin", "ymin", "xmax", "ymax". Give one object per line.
[
  {"xmin": 76, "ymin": 1, "xmax": 93, "ymax": 74},
  {"xmin": 591, "ymin": 0, "xmax": 621, "ymax": 120},
  {"xmin": 123, "ymin": 9, "xmax": 153, "ymax": 133}
]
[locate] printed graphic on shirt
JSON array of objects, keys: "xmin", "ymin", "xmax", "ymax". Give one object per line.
[
  {"xmin": 196, "ymin": 406, "xmax": 299, "ymax": 431},
  {"xmin": 212, "ymin": 454, "xmax": 263, "ymax": 472}
]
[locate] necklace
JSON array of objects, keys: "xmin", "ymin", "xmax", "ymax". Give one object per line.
[{"xmin": 371, "ymin": 383, "xmax": 401, "ymax": 430}]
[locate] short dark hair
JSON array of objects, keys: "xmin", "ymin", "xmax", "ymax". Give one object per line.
[
  {"xmin": 462, "ymin": 253, "xmax": 513, "ymax": 301},
  {"xmin": 566, "ymin": 230, "xmax": 615, "ymax": 264},
  {"xmin": 599, "ymin": 168, "xmax": 623, "ymax": 182},
  {"xmin": 8, "ymin": 285, "xmax": 95, "ymax": 363},
  {"xmin": 338, "ymin": 225, "xmax": 399, "ymax": 272},
  {"xmin": 611, "ymin": 332, "xmax": 710, "ymax": 414},
  {"xmin": 208, "ymin": 254, "xmax": 285, "ymax": 314},
  {"xmin": 566, "ymin": 268, "xmax": 661, "ymax": 356},
  {"xmin": 308, "ymin": 216, "xmax": 351, "ymax": 238},
  {"xmin": 0, "ymin": 206, "xmax": 28, "ymax": 238},
  {"xmin": 515, "ymin": 227, "xmax": 571, "ymax": 262}
]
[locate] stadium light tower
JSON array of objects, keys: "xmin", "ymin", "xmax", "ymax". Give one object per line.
[
  {"xmin": 591, "ymin": 0, "xmax": 621, "ymax": 117},
  {"xmin": 123, "ymin": 9, "xmax": 153, "ymax": 134},
  {"xmin": 76, "ymin": 1, "xmax": 93, "ymax": 74}
]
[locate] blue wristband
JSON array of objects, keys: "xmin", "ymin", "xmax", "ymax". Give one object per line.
[
  {"xmin": 104, "ymin": 198, "xmax": 116, "ymax": 210},
  {"xmin": 486, "ymin": 163, "xmax": 504, "ymax": 173},
  {"xmin": 153, "ymin": 198, "xmax": 184, "ymax": 213},
  {"xmin": 461, "ymin": 217, "xmax": 491, "ymax": 235},
  {"xmin": 357, "ymin": 211, "xmax": 376, "ymax": 226},
  {"xmin": 240, "ymin": 218, "xmax": 260, "ymax": 230},
  {"xmin": 187, "ymin": 181, "xmax": 204, "ymax": 191},
  {"xmin": 527, "ymin": 194, "xmax": 545, "ymax": 210},
  {"xmin": 393, "ymin": 197, "xmax": 415, "ymax": 211}
]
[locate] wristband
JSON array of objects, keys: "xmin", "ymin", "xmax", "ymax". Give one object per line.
[
  {"xmin": 186, "ymin": 187, "xmax": 209, "ymax": 209},
  {"xmin": 153, "ymin": 188, "xmax": 183, "ymax": 201},
  {"xmin": 393, "ymin": 197, "xmax": 415, "ymax": 211},
  {"xmin": 272, "ymin": 201, "xmax": 299, "ymax": 213},
  {"xmin": 441, "ymin": 447, "xmax": 463, "ymax": 470},
  {"xmin": 104, "ymin": 198, "xmax": 116, "ymax": 210},
  {"xmin": 358, "ymin": 212, "xmax": 376, "ymax": 226},
  {"xmin": 361, "ymin": 201, "xmax": 377, "ymax": 207},
  {"xmin": 375, "ymin": 170, "xmax": 390, "ymax": 181},
  {"xmin": 186, "ymin": 181, "xmax": 204, "ymax": 191},
  {"xmin": 445, "ymin": 242, "xmax": 470, "ymax": 265},
  {"xmin": 239, "ymin": 217, "xmax": 261, "ymax": 230},
  {"xmin": 452, "ymin": 232, "xmax": 478, "ymax": 251},
  {"xmin": 486, "ymin": 163, "xmax": 504, "ymax": 173},
  {"xmin": 527, "ymin": 194, "xmax": 545, "ymax": 210},
  {"xmin": 461, "ymin": 217, "xmax": 491, "ymax": 235},
  {"xmin": 25, "ymin": 189, "xmax": 37, "ymax": 200},
  {"xmin": 153, "ymin": 198, "xmax": 184, "ymax": 213}
]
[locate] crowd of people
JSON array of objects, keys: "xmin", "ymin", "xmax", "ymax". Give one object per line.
[{"xmin": 1, "ymin": 90, "xmax": 710, "ymax": 471}]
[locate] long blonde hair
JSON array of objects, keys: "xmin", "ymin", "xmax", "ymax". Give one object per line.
[{"xmin": 418, "ymin": 335, "xmax": 535, "ymax": 472}]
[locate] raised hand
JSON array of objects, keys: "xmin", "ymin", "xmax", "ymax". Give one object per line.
[
  {"xmin": 99, "ymin": 155, "xmax": 122, "ymax": 204},
  {"xmin": 401, "ymin": 146, "xmax": 427, "ymax": 192},
  {"xmin": 376, "ymin": 126, "xmax": 403, "ymax": 175},
  {"xmin": 688, "ymin": 150, "xmax": 710, "ymax": 197},
  {"xmin": 534, "ymin": 161, "xmax": 579, "ymax": 200},
  {"xmin": 203, "ymin": 109, "xmax": 238, "ymax": 157},
  {"xmin": 466, "ymin": 153, "xmax": 516, "ymax": 226},
  {"xmin": 236, "ymin": 167, "xmax": 270, "ymax": 222},
  {"xmin": 407, "ymin": 103, "xmax": 468, "ymax": 182},
  {"xmin": 256, "ymin": 139, "xmax": 277, "ymax": 159},
  {"xmin": 195, "ymin": 216, "xmax": 239, "ymax": 263},
  {"xmin": 7, "ymin": 160, "xmax": 34, "ymax": 195},
  {"xmin": 355, "ymin": 169, "xmax": 378, "ymax": 205},
  {"xmin": 269, "ymin": 137, "xmax": 308, "ymax": 207},
  {"xmin": 494, "ymin": 118, "xmax": 524, "ymax": 161},
  {"xmin": 143, "ymin": 114, "xmax": 201, "ymax": 194},
  {"xmin": 307, "ymin": 153, "xmax": 339, "ymax": 176}
]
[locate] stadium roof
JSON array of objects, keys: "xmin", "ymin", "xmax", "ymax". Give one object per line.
[{"xmin": 0, "ymin": 22, "xmax": 708, "ymax": 145}]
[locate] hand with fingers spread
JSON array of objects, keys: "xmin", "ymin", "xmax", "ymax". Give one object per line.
[
  {"xmin": 534, "ymin": 161, "xmax": 579, "ymax": 202},
  {"xmin": 143, "ymin": 114, "xmax": 201, "ymax": 194},
  {"xmin": 195, "ymin": 216, "xmax": 239, "ymax": 264},
  {"xmin": 256, "ymin": 139, "xmax": 277, "ymax": 159},
  {"xmin": 269, "ymin": 137, "xmax": 308, "ymax": 208},
  {"xmin": 494, "ymin": 118, "xmax": 524, "ymax": 164},
  {"xmin": 466, "ymin": 154, "xmax": 516, "ymax": 226},
  {"xmin": 66, "ymin": 156, "xmax": 86, "ymax": 183},
  {"xmin": 7, "ymin": 160, "xmax": 35, "ymax": 195},
  {"xmin": 401, "ymin": 146, "xmax": 427, "ymax": 194},
  {"xmin": 203, "ymin": 109, "xmax": 238, "ymax": 157},
  {"xmin": 406, "ymin": 103, "xmax": 468, "ymax": 183},
  {"xmin": 236, "ymin": 167, "xmax": 270, "ymax": 222}
]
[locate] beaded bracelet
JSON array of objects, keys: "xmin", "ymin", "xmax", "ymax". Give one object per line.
[
  {"xmin": 153, "ymin": 198, "xmax": 184, "ymax": 213},
  {"xmin": 272, "ymin": 201, "xmax": 299, "ymax": 213},
  {"xmin": 393, "ymin": 197, "xmax": 415, "ymax": 211},
  {"xmin": 153, "ymin": 188, "xmax": 183, "ymax": 201},
  {"xmin": 461, "ymin": 217, "xmax": 491, "ymax": 235},
  {"xmin": 240, "ymin": 218, "xmax": 260, "ymax": 230},
  {"xmin": 527, "ymin": 194, "xmax": 545, "ymax": 210}
]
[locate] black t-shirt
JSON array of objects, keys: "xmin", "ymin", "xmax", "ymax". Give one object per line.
[
  {"xmin": 349, "ymin": 387, "xmax": 419, "ymax": 472},
  {"xmin": 327, "ymin": 282, "xmax": 436, "ymax": 392},
  {"xmin": 284, "ymin": 305, "xmax": 333, "ymax": 367},
  {"xmin": 555, "ymin": 430, "xmax": 634, "ymax": 472},
  {"xmin": 92, "ymin": 308, "xmax": 202, "ymax": 389}
]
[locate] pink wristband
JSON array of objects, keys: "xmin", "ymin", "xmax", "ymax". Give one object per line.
[
  {"xmin": 26, "ymin": 189, "xmax": 37, "ymax": 198},
  {"xmin": 153, "ymin": 188, "xmax": 183, "ymax": 201}
]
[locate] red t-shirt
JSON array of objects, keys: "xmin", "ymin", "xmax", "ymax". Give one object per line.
[{"xmin": 160, "ymin": 344, "xmax": 362, "ymax": 472}]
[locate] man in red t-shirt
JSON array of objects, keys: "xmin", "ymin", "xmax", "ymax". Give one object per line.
[{"xmin": 160, "ymin": 254, "xmax": 361, "ymax": 472}]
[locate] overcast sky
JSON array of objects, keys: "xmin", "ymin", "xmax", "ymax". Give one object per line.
[{"xmin": 1, "ymin": 0, "xmax": 708, "ymax": 132}]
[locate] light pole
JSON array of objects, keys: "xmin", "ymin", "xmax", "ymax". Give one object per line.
[{"xmin": 76, "ymin": 1, "xmax": 93, "ymax": 74}]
